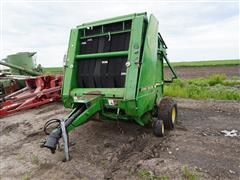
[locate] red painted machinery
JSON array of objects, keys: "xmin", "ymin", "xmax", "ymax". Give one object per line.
[{"xmin": 0, "ymin": 75, "xmax": 63, "ymax": 117}]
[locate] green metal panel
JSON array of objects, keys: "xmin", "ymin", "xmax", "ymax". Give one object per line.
[
  {"xmin": 79, "ymin": 29, "xmax": 131, "ymax": 40},
  {"xmin": 136, "ymin": 14, "xmax": 160, "ymax": 117},
  {"xmin": 76, "ymin": 51, "xmax": 128, "ymax": 59},
  {"xmin": 0, "ymin": 61, "xmax": 41, "ymax": 76},
  {"xmin": 137, "ymin": 14, "xmax": 159, "ymax": 91},
  {"xmin": 67, "ymin": 95, "xmax": 102, "ymax": 132},
  {"xmin": 62, "ymin": 29, "xmax": 80, "ymax": 108},
  {"xmin": 155, "ymin": 53, "xmax": 164, "ymax": 103},
  {"xmin": 70, "ymin": 88, "xmax": 125, "ymax": 98},
  {"xmin": 6, "ymin": 52, "xmax": 36, "ymax": 75},
  {"xmin": 77, "ymin": 12, "xmax": 146, "ymax": 29},
  {"xmin": 124, "ymin": 14, "xmax": 146, "ymax": 100}
]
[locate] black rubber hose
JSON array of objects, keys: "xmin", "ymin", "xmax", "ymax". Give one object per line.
[
  {"xmin": 43, "ymin": 104, "xmax": 86, "ymax": 153},
  {"xmin": 44, "ymin": 119, "xmax": 61, "ymax": 135}
]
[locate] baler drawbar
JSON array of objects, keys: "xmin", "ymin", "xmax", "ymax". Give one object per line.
[{"xmin": 42, "ymin": 12, "xmax": 178, "ymax": 160}]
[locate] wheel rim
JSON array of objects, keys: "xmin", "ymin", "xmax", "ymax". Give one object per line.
[
  {"xmin": 162, "ymin": 121, "xmax": 164, "ymax": 134},
  {"xmin": 172, "ymin": 107, "xmax": 176, "ymax": 124}
]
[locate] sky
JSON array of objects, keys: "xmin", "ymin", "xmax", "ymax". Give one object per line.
[{"xmin": 0, "ymin": 0, "xmax": 239, "ymax": 67}]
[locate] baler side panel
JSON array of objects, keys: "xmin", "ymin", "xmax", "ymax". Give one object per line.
[
  {"xmin": 62, "ymin": 29, "xmax": 80, "ymax": 108},
  {"xmin": 124, "ymin": 15, "xmax": 145, "ymax": 101},
  {"xmin": 136, "ymin": 14, "xmax": 159, "ymax": 116},
  {"xmin": 155, "ymin": 53, "xmax": 164, "ymax": 103}
]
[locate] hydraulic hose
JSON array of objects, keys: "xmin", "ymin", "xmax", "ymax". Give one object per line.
[{"xmin": 43, "ymin": 104, "xmax": 86, "ymax": 153}]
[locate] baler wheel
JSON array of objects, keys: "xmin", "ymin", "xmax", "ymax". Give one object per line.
[
  {"xmin": 158, "ymin": 97, "xmax": 177, "ymax": 130},
  {"xmin": 153, "ymin": 118, "xmax": 164, "ymax": 137}
]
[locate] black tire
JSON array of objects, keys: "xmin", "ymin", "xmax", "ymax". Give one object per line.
[
  {"xmin": 153, "ymin": 118, "xmax": 164, "ymax": 137},
  {"xmin": 158, "ymin": 97, "xmax": 177, "ymax": 130}
]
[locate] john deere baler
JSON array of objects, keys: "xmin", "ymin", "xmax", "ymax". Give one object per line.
[{"xmin": 43, "ymin": 12, "xmax": 177, "ymax": 160}]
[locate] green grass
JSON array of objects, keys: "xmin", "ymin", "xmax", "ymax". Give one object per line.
[
  {"xmin": 22, "ymin": 171, "xmax": 32, "ymax": 180},
  {"xmin": 16, "ymin": 154, "xmax": 25, "ymax": 161},
  {"xmin": 31, "ymin": 154, "xmax": 39, "ymax": 165},
  {"xmin": 164, "ymin": 74, "xmax": 240, "ymax": 100},
  {"xmin": 182, "ymin": 165, "xmax": 199, "ymax": 180},
  {"xmin": 137, "ymin": 169, "xmax": 169, "ymax": 180},
  {"xmin": 99, "ymin": 159, "xmax": 109, "ymax": 168},
  {"xmin": 165, "ymin": 59, "xmax": 239, "ymax": 67}
]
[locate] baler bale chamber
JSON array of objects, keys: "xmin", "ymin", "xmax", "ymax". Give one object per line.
[{"xmin": 43, "ymin": 12, "xmax": 177, "ymax": 160}]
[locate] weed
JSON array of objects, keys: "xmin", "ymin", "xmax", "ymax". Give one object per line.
[
  {"xmin": 137, "ymin": 169, "xmax": 168, "ymax": 180},
  {"xmin": 137, "ymin": 169, "xmax": 153, "ymax": 179},
  {"xmin": 128, "ymin": 166, "xmax": 135, "ymax": 176},
  {"xmin": 99, "ymin": 159, "xmax": 108, "ymax": 168},
  {"xmin": 182, "ymin": 165, "xmax": 199, "ymax": 180},
  {"xmin": 164, "ymin": 75, "xmax": 240, "ymax": 100},
  {"xmin": 31, "ymin": 154, "xmax": 39, "ymax": 165},
  {"xmin": 22, "ymin": 171, "xmax": 31, "ymax": 180},
  {"xmin": 81, "ymin": 178, "xmax": 88, "ymax": 180},
  {"xmin": 16, "ymin": 154, "xmax": 25, "ymax": 161},
  {"xmin": 222, "ymin": 80, "xmax": 240, "ymax": 86},
  {"xmin": 208, "ymin": 74, "xmax": 226, "ymax": 86},
  {"xmin": 232, "ymin": 76, "xmax": 240, "ymax": 80}
]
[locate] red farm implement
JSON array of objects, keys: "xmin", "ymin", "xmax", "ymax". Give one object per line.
[{"xmin": 0, "ymin": 75, "xmax": 63, "ymax": 117}]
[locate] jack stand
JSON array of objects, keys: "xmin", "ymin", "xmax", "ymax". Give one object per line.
[{"xmin": 60, "ymin": 120, "xmax": 70, "ymax": 161}]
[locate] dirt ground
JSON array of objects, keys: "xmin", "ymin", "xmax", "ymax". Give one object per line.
[
  {"xmin": 165, "ymin": 65, "xmax": 239, "ymax": 79},
  {"xmin": 0, "ymin": 98, "xmax": 239, "ymax": 180}
]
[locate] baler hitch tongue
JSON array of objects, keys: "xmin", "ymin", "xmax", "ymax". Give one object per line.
[{"xmin": 42, "ymin": 99, "xmax": 100, "ymax": 160}]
